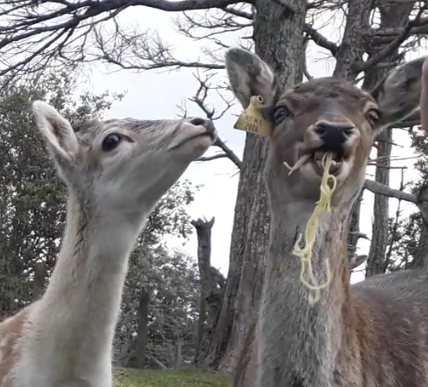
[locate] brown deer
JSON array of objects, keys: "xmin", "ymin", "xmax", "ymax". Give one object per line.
[
  {"xmin": 225, "ymin": 47, "xmax": 428, "ymax": 387},
  {"xmin": 0, "ymin": 101, "xmax": 216, "ymax": 387}
]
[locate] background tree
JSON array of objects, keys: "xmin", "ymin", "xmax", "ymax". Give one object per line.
[
  {"xmin": 115, "ymin": 246, "xmax": 201, "ymax": 369},
  {"xmin": 114, "ymin": 180, "xmax": 203, "ymax": 369}
]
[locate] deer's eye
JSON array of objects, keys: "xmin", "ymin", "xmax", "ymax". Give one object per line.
[
  {"xmin": 102, "ymin": 133, "xmax": 122, "ymax": 152},
  {"xmin": 273, "ymin": 106, "xmax": 292, "ymax": 125},
  {"xmin": 366, "ymin": 109, "xmax": 380, "ymax": 124}
]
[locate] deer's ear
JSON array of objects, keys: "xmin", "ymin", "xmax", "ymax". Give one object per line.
[
  {"xmin": 372, "ymin": 57, "xmax": 426, "ymax": 129},
  {"xmin": 225, "ymin": 47, "xmax": 280, "ymax": 109},
  {"xmin": 32, "ymin": 101, "xmax": 79, "ymax": 162}
]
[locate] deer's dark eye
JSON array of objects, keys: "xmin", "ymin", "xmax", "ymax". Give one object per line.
[
  {"xmin": 366, "ymin": 109, "xmax": 380, "ymax": 124},
  {"xmin": 273, "ymin": 106, "xmax": 292, "ymax": 125},
  {"xmin": 102, "ymin": 133, "xmax": 122, "ymax": 152}
]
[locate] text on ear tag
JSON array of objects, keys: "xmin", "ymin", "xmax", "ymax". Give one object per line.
[{"xmin": 233, "ymin": 95, "xmax": 272, "ymax": 137}]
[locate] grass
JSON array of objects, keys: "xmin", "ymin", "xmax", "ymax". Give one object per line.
[{"xmin": 114, "ymin": 367, "xmax": 232, "ymax": 387}]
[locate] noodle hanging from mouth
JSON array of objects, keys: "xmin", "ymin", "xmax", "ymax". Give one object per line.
[{"xmin": 284, "ymin": 153, "xmax": 337, "ymax": 305}]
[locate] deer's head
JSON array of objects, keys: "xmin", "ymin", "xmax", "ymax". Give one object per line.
[
  {"xmin": 32, "ymin": 102, "xmax": 217, "ymax": 220},
  {"xmin": 225, "ymin": 48, "xmax": 424, "ymax": 208}
]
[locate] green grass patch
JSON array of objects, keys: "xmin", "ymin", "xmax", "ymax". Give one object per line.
[{"xmin": 114, "ymin": 367, "xmax": 232, "ymax": 387}]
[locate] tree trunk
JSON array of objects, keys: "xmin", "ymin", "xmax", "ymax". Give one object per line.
[
  {"xmin": 191, "ymin": 217, "xmax": 216, "ymax": 363},
  {"xmin": 363, "ymin": 0, "xmax": 414, "ymax": 277},
  {"xmin": 348, "ymin": 193, "xmax": 364, "ymax": 259},
  {"xmin": 32, "ymin": 261, "xmax": 46, "ymax": 301},
  {"xmin": 204, "ymin": 0, "xmax": 306, "ymax": 373},
  {"xmin": 366, "ymin": 128, "xmax": 392, "ymax": 276},
  {"xmin": 332, "ymin": 0, "xmax": 374, "ymax": 267},
  {"xmin": 134, "ymin": 289, "xmax": 150, "ymax": 369},
  {"xmin": 332, "ymin": 0, "xmax": 375, "ymax": 80}
]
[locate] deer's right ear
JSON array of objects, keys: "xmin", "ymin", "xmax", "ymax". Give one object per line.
[
  {"xmin": 225, "ymin": 47, "xmax": 279, "ymax": 109},
  {"xmin": 32, "ymin": 101, "xmax": 79, "ymax": 162}
]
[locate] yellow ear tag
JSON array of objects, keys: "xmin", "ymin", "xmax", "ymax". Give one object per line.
[{"xmin": 233, "ymin": 95, "xmax": 272, "ymax": 137}]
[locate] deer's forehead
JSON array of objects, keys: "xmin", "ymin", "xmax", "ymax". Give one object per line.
[{"xmin": 278, "ymin": 78, "xmax": 375, "ymax": 114}]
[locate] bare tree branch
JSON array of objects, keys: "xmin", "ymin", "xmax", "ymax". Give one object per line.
[
  {"xmin": 304, "ymin": 24, "xmax": 339, "ymax": 56},
  {"xmin": 0, "ymin": 0, "xmax": 248, "ymax": 81},
  {"xmin": 349, "ymin": 254, "xmax": 368, "ymax": 270},
  {"xmin": 223, "ymin": 6, "xmax": 252, "ymax": 19},
  {"xmin": 365, "ymin": 17, "xmax": 428, "ymax": 43},
  {"xmin": 94, "ymin": 24, "xmax": 225, "ymax": 71},
  {"xmin": 349, "ymin": 231, "xmax": 370, "ymax": 240},
  {"xmin": 177, "ymin": 70, "xmax": 243, "ymax": 170},
  {"xmin": 137, "ymin": 0, "xmax": 251, "ymax": 11},
  {"xmin": 196, "ymin": 154, "xmax": 229, "ymax": 162},
  {"xmin": 0, "ymin": 0, "xmax": 345, "ymax": 80},
  {"xmin": 302, "ymin": 36, "xmax": 314, "ymax": 80},
  {"xmin": 354, "ymin": 2, "xmax": 428, "ymax": 72},
  {"xmin": 364, "ymin": 179, "xmax": 417, "ymax": 204},
  {"xmin": 213, "ymin": 136, "xmax": 243, "ymax": 169},
  {"xmin": 391, "ymin": 110, "xmax": 421, "ymax": 128}
]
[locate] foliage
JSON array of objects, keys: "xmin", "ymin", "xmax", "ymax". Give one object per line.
[
  {"xmin": 388, "ymin": 213, "xmax": 421, "ymax": 270},
  {"xmin": 113, "ymin": 367, "xmax": 231, "ymax": 387},
  {"xmin": 115, "ymin": 246, "xmax": 201, "ymax": 368},
  {"xmin": 142, "ymin": 179, "xmax": 200, "ymax": 245},
  {"xmin": 113, "ymin": 174, "xmax": 201, "ymax": 368},
  {"xmin": 386, "ymin": 126, "xmax": 428, "ymax": 270}
]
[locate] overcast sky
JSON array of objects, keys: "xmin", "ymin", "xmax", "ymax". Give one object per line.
[{"xmin": 77, "ymin": 6, "xmax": 426, "ymax": 284}]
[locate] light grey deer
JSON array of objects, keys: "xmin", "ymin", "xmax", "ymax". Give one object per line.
[
  {"xmin": 226, "ymin": 46, "xmax": 428, "ymax": 387},
  {"xmin": 0, "ymin": 102, "xmax": 216, "ymax": 387}
]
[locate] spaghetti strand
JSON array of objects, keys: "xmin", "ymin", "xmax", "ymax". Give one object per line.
[{"xmin": 284, "ymin": 153, "xmax": 337, "ymax": 305}]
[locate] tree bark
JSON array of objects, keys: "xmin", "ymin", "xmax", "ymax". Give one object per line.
[
  {"xmin": 134, "ymin": 289, "xmax": 150, "ymax": 369},
  {"xmin": 333, "ymin": 0, "xmax": 375, "ymax": 79},
  {"xmin": 348, "ymin": 193, "xmax": 363, "ymax": 259},
  {"xmin": 363, "ymin": 0, "xmax": 414, "ymax": 277},
  {"xmin": 191, "ymin": 217, "xmax": 216, "ymax": 363},
  {"xmin": 332, "ymin": 0, "xmax": 375, "ymax": 266},
  {"xmin": 366, "ymin": 129, "xmax": 392, "ymax": 277},
  {"xmin": 204, "ymin": 0, "xmax": 306, "ymax": 373},
  {"xmin": 32, "ymin": 261, "xmax": 46, "ymax": 301}
]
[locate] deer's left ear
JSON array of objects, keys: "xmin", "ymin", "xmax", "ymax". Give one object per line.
[
  {"xmin": 225, "ymin": 47, "xmax": 280, "ymax": 110},
  {"xmin": 371, "ymin": 56, "xmax": 426, "ymax": 129},
  {"xmin": 32, "ymin": 100, "xmax": 79, "ymax": 162}
]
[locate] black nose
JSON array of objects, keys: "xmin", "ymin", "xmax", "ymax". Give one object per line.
[
  {"xmin": 313, "ymin": 121, "xmax": 355, "ymax": 153},
  {"xmin": 189, "ymin": 117, "xmax": 216, "ymax": 140}
]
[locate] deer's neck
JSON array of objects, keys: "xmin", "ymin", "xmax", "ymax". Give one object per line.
[
  {"xmin": 258, "ymin": 200, "xmax": 352, "ymax": 383},
  {"xmin": 26, "ymin": 192, "xmax": 145, "ymax": 381}
]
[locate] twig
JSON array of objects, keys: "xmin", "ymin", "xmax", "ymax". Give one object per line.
[
  {"xmin": 196, "ymin": 154, "xmax": 229, "ymax": 162},
  {"xmin": 213, "ymin": 136, "xmax": 242, "ymax": 169},
  {"xmin": 304, "ymin": 24, "xmax": 339, "ymax": 56}
]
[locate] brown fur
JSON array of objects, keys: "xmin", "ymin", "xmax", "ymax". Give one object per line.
[{"xmin": 226, "ymin": 47, "xmax": 428, "ymax": 387}]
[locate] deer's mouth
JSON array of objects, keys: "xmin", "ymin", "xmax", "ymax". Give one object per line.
[
  {"xmin": 296, "ymin": 149, "xmax": 350, "ymax": 177},
  {"xmin": 310, "ymin": 151, "xmax": 345, "ymax": 176}
]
